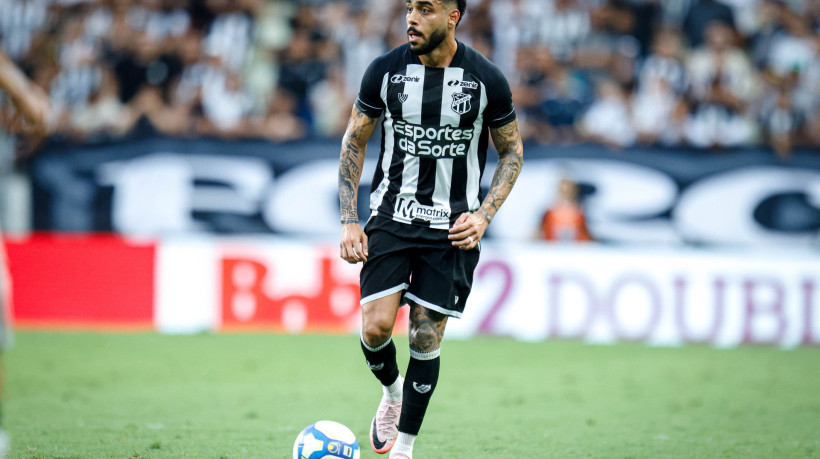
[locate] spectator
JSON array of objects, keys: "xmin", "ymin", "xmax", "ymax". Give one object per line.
[
  {"xmin": 0, "ymin": 0, "xmax": 48, "ymax": 61},
  {"xmin": 202, "ymin": 0, "xmax": 252, "ymax": 72},
  {"xmin": 328, "ymin": 2, "xmax": 388, "ymax": 98},
  {"xmin": 534, "ymin": 0, "xmax": 594, "ymax": 63},
  {"xmin": 575, "ymin": 0, "xmax": 641, "ymax": 86},
  {"xmin": 759, "ymin": 80, "xmax": 802, "ymax": 159},
  {"xmin": 252, "ymin": 86, "xmax": 306, "ymax": 142},
  {"xmin": 632, "ymin": 28, "xmax": 688, "ymax": 145},
  {"xmin": 308, "ymin": 63, "xmax": 350, "ymax": 138},
  {"xmin": 685, "ymin": 21, "xmax": 759, "ymax": 147},
  {"xmin": 683, "ymin": 0, "xmax": 736, "ymax": 47},
  {"xmin": 144, "ymin": 0, "xmax": 191, "ymax": 46},
  {"xmin": 719, "ymin": 0, "xmax": 763, "ymax": 38},
  {"xmin": 277, "ymin": 27, "xmax": 328, "ymax": 132},
  {"xmin": 488, "ymin": 0, "xmax": 527, "ymax": 77},
  {"xmin": 794, "ymin": 31, "xmax": 820, "ymax": 147},
  {"xmin": 199, "ymin": 69, "xmax": 253, "ymax": 137},
  {"xmin": 68, "ymin": 65, "xmax": 135, "ymax": 139},
  {"xmin": 627, "ymin": 0, "xmax": 664, "ymax": 57},
  {"xmin": 578, "ymin": 77, "xmax": 636, "ymax": 148},
  {"xmin": 748, "ymin": 0, "xmax": 787, "ymax": 69},
  {"xmin": 763, "ymin": 10, "xmax": 815, "ymax": 80},
  {"xmin": 109, "ymin": 29, "xmax": 182, "ymax": 105},
  {"xmin": 0, "ymin": 0, "xmax": 815, "ymax": 153},
  {"xmin": 539, "ymin": 175, "xmax": 592, "ymax": 242},
  {"xmin": 637, "ymin": 28, "xmax": 687, "ymax": 94},
  {"xmin": 515, "ymin": 46, "xmax": 595, "ymax": 144}
]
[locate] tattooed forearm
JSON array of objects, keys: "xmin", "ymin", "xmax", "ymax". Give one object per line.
[
  {"xmin": 409, "ymin": 303, "xmax": 448, "ymax": 352},
  {"xmin": 479, "ymin": 120, "xmax": 524, "ymax": 223},
  {"xmin": 339, "ymin": 143, "xmax": 362, "ymax": 223},
  {"xmin": 339, "ymin": 107, "xmax": 379, "ymax": 224}
]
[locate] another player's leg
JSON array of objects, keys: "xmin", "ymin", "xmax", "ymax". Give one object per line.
[
  {"xmin": 390, "ymin": 303, "xmax": 448, "ymax": 459},
  {"xmin": 361, "ymin": 291, "xmax": 403, "ymax": 454},
  {"xmin": 0, "ymin": 230, "xmax": 9, "ymax": 459}
]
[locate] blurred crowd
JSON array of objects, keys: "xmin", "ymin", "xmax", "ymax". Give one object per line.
[{"xmin": 1, "ymin": 0, "xmax": 819, "ymax": 157}]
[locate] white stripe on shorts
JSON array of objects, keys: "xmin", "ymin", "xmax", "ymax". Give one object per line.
[
  {"xmin": 360, "ymin": 283, "xmax": 409, "ymax": 306},
  {"xmin": 403, "ymin": 292, "xmax": 463, "ymax": 319}
]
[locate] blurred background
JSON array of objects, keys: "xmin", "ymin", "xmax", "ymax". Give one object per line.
[
  {"xmin": 0, "ymin": 0, "xmax": 819, "ymax": 346},
  {"xmin": 1, "ymin": 0, "xmax": 820, "ymax": 151}
]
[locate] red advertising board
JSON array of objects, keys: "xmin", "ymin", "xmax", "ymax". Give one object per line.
[
  {"xmin": 4, "ymin": 234, "xmax": 818, "ymax": 347},
  {"xmin": 4, "ymin": 234, "xmax": 155, "ymax": 329},
  {"xmin": 219, "ymin": 251, "xmax": 364, "ymax": 333}
]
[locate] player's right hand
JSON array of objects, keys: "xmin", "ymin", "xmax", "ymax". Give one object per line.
[{"xmin": 340, "ymin": 223, "xmax": 368, "ymax": 264}]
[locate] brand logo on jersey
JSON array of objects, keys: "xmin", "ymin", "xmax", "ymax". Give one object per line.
[
  {"xmin": 447, "ymin": 79, "xmax": 479, "ymax": 90},
  {"xmin": 398, "ymin": 93, "xmax": 408, "ymax": 103},
  {"xmin": 396, "ymin": 198, "xmax": 450, "ymax": 222},
  {"xmin": 393, "ymin": 120, "xmax": 473, "ymax": 158},
  {"xmin": 412, "ymin": 382, "xmax": 432, "ymax": 394},
  {"xmin": 391, "ymin": 74, "xmax": 421, "ymax": 84},
  {"xmin": 451, "ymin": 93, "xmax": 472, "ymax": 115}
]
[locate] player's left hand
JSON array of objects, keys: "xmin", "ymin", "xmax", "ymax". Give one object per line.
[{"xmin": 449, "ymin": 212, "xmax": 487, "ymax": 250}]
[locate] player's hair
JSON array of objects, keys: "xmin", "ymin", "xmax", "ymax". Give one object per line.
[{"xmin": 443, "ymin": 0, "xmax": 467, "ymax": 26}]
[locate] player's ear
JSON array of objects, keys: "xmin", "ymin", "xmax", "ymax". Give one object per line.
[{"xmin": 448, "ymin": 8, "xmax": 460, "ymax": 28}]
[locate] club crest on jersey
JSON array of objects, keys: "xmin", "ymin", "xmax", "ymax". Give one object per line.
[
  {"xmin": 398, "ymin": 93, "xmax": 408, "ymax": 103},
  {"xmin": 451, "ymin": 93, "xmax": 472, "ymax": 115}
]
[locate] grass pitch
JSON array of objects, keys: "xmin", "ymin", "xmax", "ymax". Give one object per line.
[{"xmin": 4, "ymin": 332, "xmax": 819, "ymax": 458}]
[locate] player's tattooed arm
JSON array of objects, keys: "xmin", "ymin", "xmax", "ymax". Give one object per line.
[
  {"xmin": 480, "ymin": 119, "xmax": 524, "ymax": 224},
  {"xmin": 338, "ymin": 106, "xmax": 379, "ymax": 223}
]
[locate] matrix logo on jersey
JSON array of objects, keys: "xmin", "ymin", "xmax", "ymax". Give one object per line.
[
  {"xmin": 391, "ymin": 74, "xmax": 421, "ymax": 84},
  {"xmin": 394, "ymin": 120, "xmax": 473, "ymax": 158},
  {"xmin": 396, "ymin": 198, "xmax": 450, "ymax": 222}
]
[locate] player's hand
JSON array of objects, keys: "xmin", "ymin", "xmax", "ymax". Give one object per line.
[
  {"xmin": 449, "ymin": 212, "xmax": 488, "ymax": 250},
  {"xmin": 340, "ymin": 223, "xmax": 368, "ymax": 263},
  {"xmin": 15, "ymin": 83, "xmax": 50, "ymax": 132},
  {"xmin": 0, "ymin": 61, "xmax": 52, "ymax": 136}
]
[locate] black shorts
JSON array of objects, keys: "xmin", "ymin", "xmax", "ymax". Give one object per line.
[{"xmin": 359, "ymin": 216, "xmax": 481, "ymax": 318}]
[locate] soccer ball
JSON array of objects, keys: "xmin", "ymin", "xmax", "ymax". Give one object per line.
[{"xmin": 293, "ymin": 420, "xmax": 360, "ymax": 459}]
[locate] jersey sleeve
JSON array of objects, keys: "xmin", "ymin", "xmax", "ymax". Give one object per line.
[
  {"xmin": 483, "ymin": 66, "xmax": 517, "ymax": 128},
  {"xmin": 354, "ymin": 57, "xmax": 386, "ymax": 118}
]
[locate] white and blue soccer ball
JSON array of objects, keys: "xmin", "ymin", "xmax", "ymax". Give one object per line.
[{"xmin": 293, "ymin": 420, "xmax": 360, "ymax": 459}]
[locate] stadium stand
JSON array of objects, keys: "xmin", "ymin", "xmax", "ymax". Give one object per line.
[{"xmin": 0, "ymin": 0, "xmax": 817, "ymax": 156}]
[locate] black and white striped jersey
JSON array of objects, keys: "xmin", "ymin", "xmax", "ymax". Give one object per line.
[{"xmin": 355, "ymin": 41, "xmax": 517, "ymax": 230}]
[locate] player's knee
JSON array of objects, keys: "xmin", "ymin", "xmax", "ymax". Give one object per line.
[
  {"xmin": 409, "ymin": 325, "xmax": 439, "ymax": 353},
  {"xmin": 361, "ymin": 320, "xmax": 392, "ymax": 347}
]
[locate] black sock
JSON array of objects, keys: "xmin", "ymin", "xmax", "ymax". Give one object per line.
[
  {"xmin": 399, "ymin": 349, "xmax": 440, "ymax": 435},
  {"xmin": 360, "ymin": 335, "xmax": 400, "ymax": 386}
]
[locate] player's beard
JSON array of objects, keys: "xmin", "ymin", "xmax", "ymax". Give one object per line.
[{"xmin": 408, "ymin": 25, "xmax": 447, "ymax": 56}]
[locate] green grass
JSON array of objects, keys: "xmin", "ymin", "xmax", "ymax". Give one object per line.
[{"xmin": 3, "ymin": 332, "xmax": 819, "ymax": 458}]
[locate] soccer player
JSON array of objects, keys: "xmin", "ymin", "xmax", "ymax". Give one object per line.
[
  {"xmin": 0, "ymin": 225, "xmax": 9, "ymax": 458},
  {"xmin": 337, "ymin": 1, "xmax": 523, "ymax": 457},
  {"xmin": 0, "ymin": 48, "xmax": 52, "ymax": 458}
]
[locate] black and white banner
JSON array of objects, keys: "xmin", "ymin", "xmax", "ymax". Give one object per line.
[{"xmin": 29, "ymin": 136, "xmax": 820, "ymax": 247}]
